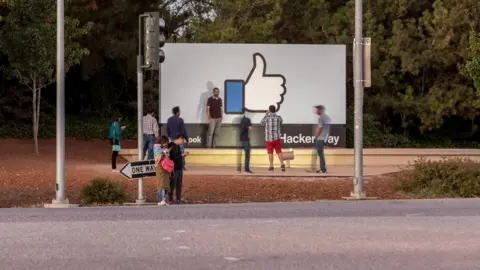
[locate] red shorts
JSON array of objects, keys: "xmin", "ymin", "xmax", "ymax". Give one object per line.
[{"xmin": 266, "ymin": 139, "xmax": 282, "ymax": 154}]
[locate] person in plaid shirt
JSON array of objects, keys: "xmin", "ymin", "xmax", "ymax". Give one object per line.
[
  {"xmin": 261, "ymin": 105, "xmax": 286, "ymax": 172},
  {"xmin": 142, "ymin": 108, "xmax": 159, "ymax": 160}
]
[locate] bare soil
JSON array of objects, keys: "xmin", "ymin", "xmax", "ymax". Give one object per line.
[{"xmin": 0, "ymin": 138, "xmax": 405, "ymax": 207}]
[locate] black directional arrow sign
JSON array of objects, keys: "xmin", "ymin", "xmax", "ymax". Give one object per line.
[{"xmin": 119, "ymin": 160, "xmax": 156, "ymax": 179}]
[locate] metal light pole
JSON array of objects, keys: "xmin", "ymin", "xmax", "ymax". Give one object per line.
[
  {"xmin": 136, "ymin": 14, "xmax": 148, "ymax": 204},
  {"xmin": 158, "ymin": 63, "xmax": 162, "ymax": 131},
  {"xmin": 45, "ymin": 0, "xmax": 76, "ymax": 208},
  {"xmin": 352, "ymin": 0, "xmax": 366, "ymax": 198},
  {"xmin": 136, "ymin": 55, "xmax": 145, "ymax": 204},
  {"xmin": 131, "ymin": 12, "xmax": 164, "ymax": 205}
]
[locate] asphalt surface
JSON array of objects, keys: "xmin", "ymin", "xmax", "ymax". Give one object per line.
[{"xmin": 1, "ymin": 199, "xmax": 480, "ymax": 270}]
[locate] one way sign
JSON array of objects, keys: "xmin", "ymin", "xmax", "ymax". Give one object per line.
[{"xmin": 119, "ymin": 160, "xmax": 156, "ymax": 179}]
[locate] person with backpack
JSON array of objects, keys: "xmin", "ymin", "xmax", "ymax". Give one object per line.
[
  {"xmin": 154, "ymin": 135, "xmax": 172, "ymax": 206},
  {"xmin": 108, "ymin": 116, "xmax": 126, "ymax": 172}
]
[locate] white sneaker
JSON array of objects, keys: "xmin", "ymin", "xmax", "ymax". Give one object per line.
[
  {"xmin": 158, "ymin": 201, "xmax": 168, "ymax": 206},
  {"xmin": 112, "ymin": 169, "xmax": 118, "ymax": 173}
]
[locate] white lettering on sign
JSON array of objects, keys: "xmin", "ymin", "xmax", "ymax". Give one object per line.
[
  {"xmin": 188, "ymin": 136, "xmax": 202, "ymax": 144},
  {"xmin": 281, "ymin": 133, "xmax": 340, "ymax": 145},
  {"xmin": 145, "ymin": 165, "xmax": 155, "ymax": 172},
  {"xmin": 133, "ymin": 166, "xmax": 144, "ymax": 174},
  {"xmin": 326, "ymin": 135, "xmax": 339, "ymax": 145},
  {"xmin": 132, "ymin": 165, "xmax": 155, "ymax": 174}
]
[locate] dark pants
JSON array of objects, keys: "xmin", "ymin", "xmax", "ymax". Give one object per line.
[
  {"xmin": 241, "ymin": 141, "xmax": 251, "ymax": 171},
  {"xmin": 110, "ymin": 138, "xmax": 119, "ymax": 169},
  {"xmin": 170, "ymin": 138, "xmax": 186, "ymax": 169},
  {"xmin": 180, "ymin": 143, "xmax": 186, "ymax": 169},
  {"xmin": 142, "ymin": 134, "xmax": 155, "ymax": 160},
  {"xmin": 169, "ymin": 169, "xmax": 183, "ymax": 202},
  {"xmin": 316, "ymin": 140, "xmax": 327, "ymax": 173}
]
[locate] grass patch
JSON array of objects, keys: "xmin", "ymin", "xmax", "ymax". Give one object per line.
[{"xmin": 395, "ymin": 157, "xmax": 480, "ymax": 198}]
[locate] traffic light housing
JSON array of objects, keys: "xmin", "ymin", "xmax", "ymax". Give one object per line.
[{"xmin": 143, "ymin": 12, "xmax": 166, "ymax": 70}]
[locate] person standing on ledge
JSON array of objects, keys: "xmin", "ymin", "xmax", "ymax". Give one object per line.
[
  {"xmin": 261, "ymin": 105, "xmax": 285, "ymax": 172},
  {"xmin": 206, "ymin": 87, "xmax": 223, "ymax": 148},
  {"xmin": 142, "ymin": 108, "xmax": 159, "ymax": 160},
  {"xmin": 313, "ymin": 105, "xmax": 331, "ymax": 174}
]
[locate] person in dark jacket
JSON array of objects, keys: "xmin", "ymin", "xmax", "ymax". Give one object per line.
[
  {"xmin": 108, "ymin": 116, "xmax": 126, "ymax": 171},
  {"xmin": 167, "ymin": 106, "xmax": 188, "ymax": 170},
  {"xmin": 168, "ymin": 134, "xmax": 189, "ymax": 204}
]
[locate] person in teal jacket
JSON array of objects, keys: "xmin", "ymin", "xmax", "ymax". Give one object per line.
[{"xmin": 109, "ymin": 116, "xmax": 126, "ymax": 171}]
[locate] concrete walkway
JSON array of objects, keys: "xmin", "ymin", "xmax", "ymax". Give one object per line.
[
  {"xmin": 181, "ymin": 165, "xmax": 401, "ymax": 177},
  {"xmin": 74, "ymin": 163, "xmax": 401, "ymax": 178}
]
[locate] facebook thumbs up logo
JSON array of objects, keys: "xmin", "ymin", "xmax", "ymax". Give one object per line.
[{"xmin": 224, "ymin": 53, "xmax": 287, "ymax": 114}]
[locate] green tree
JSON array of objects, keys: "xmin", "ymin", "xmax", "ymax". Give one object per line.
[
  {"xmin": 460, "ymin": 28, "xmax": 480, "ymax": 109},
  {"xmin": 0, "ymin": 0, "xmax": 91, "ymax": 154},
  {"xmin": 64, "ymin": 0, "xmax": 191, "ymax": 117},
  {"xmin": 187, "ymin": 0, "xmax": 285, "ymax": 43}
]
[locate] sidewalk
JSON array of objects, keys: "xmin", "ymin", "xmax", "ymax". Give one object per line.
[
  {"xmin": 74, "ymin": 163, "xmax": 401, "ymax": 178},
  {"xmin": 182, "ymin": 165, "xmax": 401, "ymax": 177}
]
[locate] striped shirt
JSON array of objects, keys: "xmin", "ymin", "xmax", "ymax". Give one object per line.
[
  {"xmin": 260, "ymin": 113, "xmax": 283, "ymax": 142},
  {"xmin": 143, "ymin": 114, "xmax": 159, "ymax": 136}
]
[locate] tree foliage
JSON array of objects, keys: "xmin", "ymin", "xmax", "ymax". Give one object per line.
[
  {"xmin": 188, "ymin": 0, "xmax": 480, "ymax": 137},
  {"xmin": 0, "ymin": 0, "xmax": 90, "ymax": 153},
  {"xmin": 0, "ymin": 0, "xmax": 479, "ymax": 147},
  {"xmin": 460, "ymin": 28, "xmax": 480, "ymax": 109}
]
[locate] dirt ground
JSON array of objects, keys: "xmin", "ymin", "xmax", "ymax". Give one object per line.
[{"xmin": 0, "ymin": 138, "xmax": 405, "ymax": 207}]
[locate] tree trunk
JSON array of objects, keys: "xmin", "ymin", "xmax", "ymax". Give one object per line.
[{"xmin": 32, "ymin": 79, "xmax": 39, "ymax": 155}]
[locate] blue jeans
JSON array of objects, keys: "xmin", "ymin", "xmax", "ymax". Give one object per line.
[
  {"xmin": 158, "ymin": 189, "xmax": 165, "ymax": 202},
  {"xmin": 241, "ymin": 141, "xmax": 251, "ymax": 171},
  {"xmin": 142, "ymin": 134, "xmax": 155, "ymax": 160},
  {"xmin": 316, "ymin": 140, "xmax": 326, "ymax": 173}
]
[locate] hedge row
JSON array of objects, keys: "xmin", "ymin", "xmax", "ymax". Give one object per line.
[
  {"xmin": 1, "ymin": 115, "xmax": 478, "ymax": 148},
  {"xmin": 0, "ymin": 117, "xmax": 137, "ymax": 140},
  {"xmin": 395, "ymin": 158, "xmax": 480, "ymax": 198}
]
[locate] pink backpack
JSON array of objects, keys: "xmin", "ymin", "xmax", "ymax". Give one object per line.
[{"xmin": 161, "ymin": 157, "xmax": 174, "ymax": 173}]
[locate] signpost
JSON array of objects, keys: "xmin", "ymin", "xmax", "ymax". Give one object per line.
[
  {"xmin": 45, "ymin": 0, "xmax": 77, "ymax": 208},
  {"xmin": 119, "ymin": 160, "xmax": 156, "ymax": 180},
  {"xmin": 134, "ymin": 12, "xmax": 166, "ymax": 205}
]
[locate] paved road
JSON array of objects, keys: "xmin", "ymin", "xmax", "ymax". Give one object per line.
[{"xmin": 1, "ymin": 199, "xmax": 480, "ymax": 270}]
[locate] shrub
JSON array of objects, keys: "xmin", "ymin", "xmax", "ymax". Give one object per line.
[
  {"xmin": 0, "ymin": 115, "xmax": 137, "ymax": 140},
  {"xmin": 81, "ymin": 178, "xmax": 128, "ymax": 204},
  {"xmin": 395, "ymin": 157, "xmax": 480, "ymax": 198}
]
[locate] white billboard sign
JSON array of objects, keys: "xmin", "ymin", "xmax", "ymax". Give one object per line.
[{"xmin": 160, "ymin": 43, "xmax": 346, "ymax": 125}]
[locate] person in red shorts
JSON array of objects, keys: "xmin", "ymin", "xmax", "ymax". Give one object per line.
[{"xmin": 261, "ymin": 105, "xmax": 286, "ymax": 172}]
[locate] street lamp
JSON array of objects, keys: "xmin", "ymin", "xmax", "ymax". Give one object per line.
[
  {"xmin": 134, "ymin": 12, "xmax": 166, "ymax": 204},
  {"xmin": 45, "ymin": 0, "xmax": 77, "ymax": 208}
]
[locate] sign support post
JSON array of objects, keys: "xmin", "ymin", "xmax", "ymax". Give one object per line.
[
  {"xmin": 343, "ymin": 0, "xmax": 376, "ymax": 200},
  {"xmin": 133, "ymin": 12, "xmax": 164, "ymax": 205},
  {"xmin": 136, "ymin": 54, "xmax": 146, "ymax": 204},
  {"xmin": 135, "ymin": 14, "xmax": 149, "ymax": 204},
  {"xmin": 45, "ymin": 0, "xmax": 77, "ymax": 208},
  {"xmin": 158, "ymin": 62, "xmax": 162, "ymax": 132}
]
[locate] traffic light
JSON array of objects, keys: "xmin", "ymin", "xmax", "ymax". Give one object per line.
[{"xmin": 144, "ymin": 12, "xmax": 166, "ymax": 70}]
